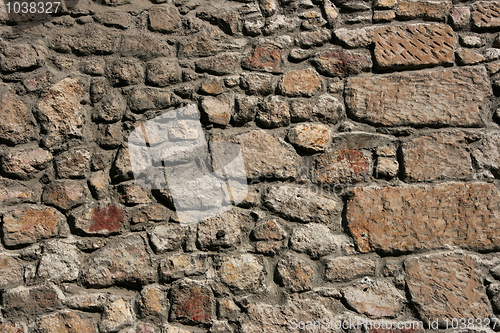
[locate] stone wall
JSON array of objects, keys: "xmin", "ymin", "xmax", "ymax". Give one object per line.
[{"xmin": 0, "ymin": 0, "xmax": 500, "ymax": 332}]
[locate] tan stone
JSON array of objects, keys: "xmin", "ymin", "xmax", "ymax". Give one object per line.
[
  {"xmin": 345, "ymin": 66, "xmax": 489, "ymax": 127},
  {"xmin": 279, "ymin": 68, "xmax": 322, "ymax": 97},
  {"xmin": 218, "ymin": 254, "xmax": 265, "ymax": 294},
  {"xmin": 347, "ymin": 182, "xmax": 500, "ymax": 253},
  {"xmin": 287, "ymin": 123, "xmax": 330, "ymax": 152},
  {"xmin": 373, "ymin": 24, "xmax": 455, "ymax": 69},
  {"xmin": 140, "ymin": 285, "xmax": 167, "ymax": 318},
  {"xmin": 456, "ymin": 48, "xmax": 486, "ymax": 65},
  {"xmin": 472, "ymin": 1, "xmax": 500, "ymax": 29},
  {"xmin": 2, "ymin": 147, "xmax": 52, "ymax": 180},
  {"xmin": 402, "ymin": 132, "xmax": 473, "ymax": 181},
  {"xmin": 314, "ymin": 150, "xmax": 370, "ymax": 185},
  {"xmin": 375, "ymin": 157, "xmax": 398, "ymax": 178},
  {"xmin": 100, "ymin": 299, "xmax": 135, "ymax": 332},
  {"xmin": 324, "ymin": 256, "xmax": 378, "ymax": 282},
  {"xmin": 334, "ymin": 27, "xmax": 376, "ymax": 48},
  {"xmin": 0, "ymin": 86, "xmax": 34, "ymax": 145},
  {"xmin": 149, "ymin": 5, "xmax": 181, "ymax": 33},
  {"xmin": 242, "ymin": 42, "xmax": 282, "ymax": 73},
  {"xmin": 396, "ymin": 0, "xmax": 451, "ymax": 21},
  {"xmin": 374, "ymin": 0, "xmax": 396, "ymax": 9},
  {"xmin": 36, "ymin": 311, "xmax": 98, "ymax": 333},
  {"xmin": 405, "ymin": 252, "xmax": 492, "ymax": 324},
  {"xmin": 0, "ymin": 254, "xmax": 24, "ymax": 289}
]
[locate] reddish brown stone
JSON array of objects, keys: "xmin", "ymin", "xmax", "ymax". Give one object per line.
[
  {"xmin": 347, "ymin": 182, "xmax": 500, "ymax": 254},
  {"xmin": 0, "ymin": 322, "xmax": 25, "ymax": 333},
  {"xmin": 242, "ymin": 42, "xmax": 283, "ymax": 73},
  {"xmin": 314, "ymin": 150, "xmax": 370, "ymax": 185},
  {"xmin": 42, "ymin": 180, "xmax": 86, "ymax": 211},
  {"xmin": 170, "ymin": 279, "xmax": 214, "ymax": 326},
  {"xmin": 148, "ymin": 5, "xmax": 181, "ymax": 33},
  {"xmin": 472, "ymin": 1, "xmax": 500, "ymax": 29},
  {"xmin": 373, "ymin": 24, "xmax": 455, "ymax": 69},
  {"xmin": 3, "ymin": 284, "xmax": 62, "ymax": 316},
  {"xmin": 311, "ymin": 49, "xmax": 372, "ymax": 78},
  {"xmin": 70, "ymin": 204, "xmax": 125, "ymax": 236},
  {"xmin": 396, "ymin": 0, "xmax": 451, "ymax": 21}
]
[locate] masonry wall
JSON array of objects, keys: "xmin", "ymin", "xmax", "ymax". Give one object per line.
[{"xmin": 0, "ymin": 0, "xmax": 500, "ymax": 332}]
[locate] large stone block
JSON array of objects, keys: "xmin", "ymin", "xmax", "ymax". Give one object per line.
[{"xmin": 472, "ymin": 1, "xmax": 500, "ymax": 29}]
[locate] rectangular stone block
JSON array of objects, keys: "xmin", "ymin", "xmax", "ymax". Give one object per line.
[
  {"xmin": 345, "ymin": 66, "xmax": 489, "ymax": 127},
  {"xmin": 396, "ymin": 0, "xmax": 451, "ymax": 21},
  {"xmin": 373, "ymin": 23, "xmax": 455, "ymax": 69},
  {"xmin": 347, "ymin": 182, "xmax": 500, "ymax": 254},
  {"xmin": 472, "ymin": 1, "xmax": 500, "ymax": 29}
]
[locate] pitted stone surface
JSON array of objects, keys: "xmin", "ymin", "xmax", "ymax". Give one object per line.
[{"xmin": 472, "ymin": 1, "xmax": 500, "ymax": 29}]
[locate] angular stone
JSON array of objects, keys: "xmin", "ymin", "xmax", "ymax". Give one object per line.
[
  {"xmin": 396, "ymin": 0, "xmax": 451, "ymax": 21},
  {"xmin": 264, "ymin": 184, "xmax": 341, "ymax": 226},
  {"xmin": 0, "ymin": 43, "xmax": 43, "ymax": 72},
  {"xmin": 312, "ymin": 94, "xmax": 345, "ymax": 124},
  {"xmin": 3, "ymin": 284, "xmax": 63, "ymax": 316},
  {"xmin": 42, "ymin": 180, "xmax": 86, "ymax": 211},
  {"xmin": 96, "ymin": 122, "xmax": 121, "ymax": 149},
  {"xmin": 178, "ymin": 31, "xmax": 218, "ymax": 58},
  {"xmin": 2, "ymin": 205, "xmax": 64, "ymax": 246},
  {"xmin": 323, "ymin": 0, "xmax": 340, "ymax": 26},
  {"xmin": 405, "ymin": 252, "xmax": 491, "ymax": 324},
  {"xmin": 374, "ymin": 0, "xmax": 396, "ymax": 8},
  {"xmin": 37, "ymin": 240, "xmax": 81, "ymax": 283},
  {"xmin": 218, "ymin": 254, "xmax": 265, "ymax": 294},
  {"xmin": 81, "ymin": 235, "xmax": 156, "ymax": 287},
  {"xmin": 334, "ymin": 27, "xmax": 376, "ymax": 48},
  {"xmin": 347, "ymin": 182, "xmax": 500, "ymax": 254},
  {"xmin": 375, "ymin": 157, "xmax": 398, "ymax": 178},
  {"xmin": 120, "ymin": 33, "xmax": 172, "ymax": 60},
  {"xmin": 96, "ymin": 11, "xmax": 130, "ymax": 29},
  {"xmin": 200, "ymin": 78, "xmax": 225, "ymax": 95},
  {"xmin": 314, "ymin": 149, "xmax": 370, "ymax": 185},
  {"xmin": 456, "ymin": 48, "xmax": 485, "ymax": 65},
  {"xmin": 197, "ymin": 210, "xmax": 249, "ymax": 250},
  {"xmin": 473, "ymin": 132, "xmax": 500, "ymax": 177},
  {"xmin": 148, "ymin": 223, "xmax": 185, "ymax": 253},
  {"xmin": 233, "ymin": 96, "xmax": 259, "ymax": 125},
  {"xmin": 341, "ymin": 279, "xmax": 404, "ymax": 318},
  {"xmin": 0, "ymin": 322, "xmax": 25, "ymax": 333},
  {"xmin": 373, "ymin": 10, "xmax": 396, "ymax": 22},
  {"xmin": 373, "ymin": 24, "xmax": 455, "ymax": 69},
  {"xmin": 0, "ymin": 86, "xmax": 35, "ymax": 145},
  {"xmin": 35, "ymin": 311, "xmax": 98, "ymax": 333},
  {"xmin": 276, "ymin": 253, "xmax": 314, "ymax": 292},
  {"xmin": 200, "ymin": 96, "xmax": 232, "ymax": 126},
  {"xmin": 149, "ymin": 5, "xmax": 181, "ymax": 33},
  {"xmin": 345, "ymin": 66, "xmax": 489, "ymax": 127},
  {"xmin": 127, "ymin": 87, "xmax": 175, "ymax": 112},
  {"xmin": 196, "ymin": 52, "xmax": 240, "ymax": 75},
  {"xmin": 55, "ymin": 148, "xmax": 91, "ymax": 179},
  {"xmin": 472, "ymin": 1, "xmax": 500, "ymax": 30},
  {"xmin": 296, "ymin": 28, "xmax": 331, "ymax": 48},
  {"xmin": 258, "ymin": 0, "xmax": 277, "ymax": 16},
  {"xmin": 240, "ymin": 73, "xmax": 274, "ymax": 95},
  {"xmin": 70, "ymin": 204, "xmax": 125, "ymax": 236},
  {"xmin": 279, "ymin": 68, "xmax": 322, "ymax": 97},
  {"xmin": 117, "ymin": 182, "xmax": 152, "ymax": 205},
  {"xmin": 63, "ymin": 292, "xmax": 109, "ymax": 312},
  {"xmin": 402, "ymin": 132, "xmax": 473, "ymax": 181},
  {"xmin": 170, "ymin": 279, "xmax": 214, "ymax": 326},
  {"xmin": 256, "ymin": 95, "xmax": 290, "ymax": 128},
  {"xmin": 106, "ymin": 58, "xmax": 144, "ymax": 86},
  {"xmin": 242, "ymin": 42, "xmax": 283, "ymax": 73},
  {"xmin": 36, "ymin": 78, "xmax": 86, "ymax": 147},
  {"xmin": 145, "ymin": 58, "xmax": 182, "ymax": 87},
  {"xmin": 2, "ymin": 147, "xmax": 52, "ymax": 180},
  {"xmin": 92, "ymin": 91, "xmax": 126, "ymax": 123},
  {"xmin": 290, "ymin": 223, "xmax": 337, "ymax": 258},
  {"xmin": 160, "ymin": 253, "xmax": 208, "ymax": 282},
  {"xmin": 324, "ymin": 256, "xmax": 377, "ymax": 282},
  {"xmin": 139, "ymin": 285, "xmax": 168, "ymax": 319},
  {"xmin": 100, "ymin": 298, "xmax": 135, "ymax": 333},
  {"xmin": 252, "ymin": 217, "xmax": 286, "ymax": 241},
  {"xmin": 450, "ymin": 6, "xmax": 471, "ymax": 30},
  {"xmin": 288, "ymin": 123, "xmax": 330, "ymax": 152},
  {"xmin": 0, "ymin": 179, "xmax": 41, "ymax": 205},
  {"xmin": 311, "ymin": 49, "xmax": 371, "ymax": 78},
  {"xmin": 0, "ymin": 254, "xmax": 24, "ymax": 289}
]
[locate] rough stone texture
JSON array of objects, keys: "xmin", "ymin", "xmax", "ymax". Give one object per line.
[
  {"xmin": 373, "ymin": 24, "xmax": 455, "ymax": 69},
  {"xmin": 242, "ymin": 42, "xmax": 283, "ymax": 73},
  {"xmin": 472, "ymin": 1, "xmax": 500, "ymax": 30},
  {"xmin": 345, "ymin": 66, "xmax": 489, "ymax": 127},
  {"xmin": 200, "ymin": 96, "xmax": 232, "ymax": 126},
  {"xmin": 35, "ymin": 311, "xmax": 98, "ymax": 333},
  {"xmin": 0, "ymin": 254, "xmax": 24, "ymax": 289},
  {"xmin": 396, "ymin": 0, "xmax": 451, "ymax": 21},
  {"xmin": 405, "ymin": 252, "xmax": 491, "ymax": 324},
  {"xmin": 36, "ymin": 240, "xmax": 81, "ymax": 283},
  {"xmin": 0, "ymin": 86, "xmax": 35, "ymax": 145},
  {"xmin": 402, "ymin": 132, "xmax": 473, "ymax": 181},
  {"xmin": 146, "ymin": 58, "xmax": 182, "ymax": 87},
  {"xmin": 160, "ymin": 253, "xmax": 208, "ymax": 282},
  {"xmin": 149, "ymin": 5, "xmax": 181, "ymax": 33},
  {"xmin": 3, "ymin": 284, "xmax": 63, "ymax": 317},
  {"xmin": 148, "ymin": 223, "xmax": 186, "ymax": 253},
  {"xmin": 256, "ymin": 95, "xmax": 290, "ymax": 128},
  {"xmin": 312, "ymin": 49, "xmax": 372, "ymax": 78},
  {"xmin": 324, "ymin": 256, "xmax": 378, "ymax": 282},
  {"xmin": 55, "ymin": 148, "xmax": 91, "ymax": 179},
  {"xmin": 169, "ymin": 279, "xmax": 214, "ymax": 326},
  {"xmin": 276, "ymin": 253, "xmax": 314, "ymax": 292},
  {"xmin": 100, "ymin": 298, "xmax": 135, "ymax": 332},
  {"xmin": 2, "ymin": 147, "xmax": 53, "ymax": 180},
  {"xmin": 347, "ymin": 182, "xmax": 500, "ymax": 254},
  {"xmin": 289, "ymin": 223, "xmax": 337, "ymax": 258},
  {"xmin": 279, "ymin": 68, "xmax": 322, "ymax": 97},
  {"xmin": 70, "ymin": 204, "xmax": 125, "ymax": 236},
  {"xmin": 42, "ymin": 180, "xmax": 86, "ymax": 211},
  {"xmin": 197, "ymin": 210, "xmax": 249, "ymax": 250},
  {"xmin": 217, "ymin": 254, "xmax": 265, "ymax": 294},
  {"xmin": 287, "ymin": 123, "xmax": 330, "ymax": 152},
  {"xmin": 314, "ymin": 149, "xmax": 370, "ymax": 184}
]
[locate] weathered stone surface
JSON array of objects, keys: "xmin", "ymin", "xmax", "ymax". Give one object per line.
[
  {"xmin": 287, "ymin": 123, "xmax": 330, "ymax": 152},
  {"xmin": 0, "ymin": 86, "xmax": 35, "ymax": 145},
  {"xmin": 37, "ymin": 240, "xmax": 81, "ymax": 283},
  {"xmin": 0, "ymin": 179, "xmax": 41, "ymax": 205},
  {"xmin": 160, "ymin": 253, "xmax": 208, "ymax": 282},
  {"xmin": 252, "ymin": 217, "xmax": 287, "ymax": 255},
  {"xmin": 314, "ymin": 149, "xmax": 370, "ymax": 185},
  {"xmin": 373, "ymin": 24, "xmax": 455, "ymax": 69},
  {"xmin": 2, "ymin": 205, "xmax": 64, "ymax": 246},
  {"xmin": 70, "ymin": 203, "xmax": 125, "ymax": 236},
  {"xmin": 242, "ymin": 42, "xmax": 283, "ymax": 73},
  {"xmin": 196, "ymin": 52, "xmax": 240, "ymax": 75},
  {"xmin": 0, "ymin": 43, "xmax": 43, "ymax": 72},
  {"xmin": 197, "ymin": 210, "xmax": 250, "ymax": 250},
  {"xmin": 146, "ymin": 58, "xmax": 182, "ymax": 87},
  {"xmin": 50, "ymin": 26, "xmax": 118, "ymax": 55},
  {"xmin": 276, "ymin": 253, "xmax": 314, "ymax": 292},
  {"xmin": 178, "ymin": 31, "xmax": 219, "ymax": 58},
  {"xmin": 456, "ymin": 48, "xmax": 485, "ymax": 65},
  {"xmin": 201, "ymin": 95, "xmax": 232, "ymax": 126},
  {"xmin": 169, "ymin": 279, "xmax": 214, "ymax": 326},
  {"xmin": 148, "ymin": 223, "xmax": 185, "ymax": 253},
  {"xmin": 200, "ymin": 78, "xmax": 225, "ymax": 95},
  {"xmin": 341, "ymin": 279, "xmax": 404, "ymax": 318},
  {"xmin": 95, "ymin": 11, "xmax": 130, "ymax": 29},
  {"xmin": 396, "ymin": 0, "xmax": 451, "ymax": 21},
  {"xmin": 233, "ymin": 95, "xmax": 259, "ymax": 125},
  {"xmin": 100, "ymin": 298, "xmax": 135, "ymax": 332},
  {"xmin": 325, "ymin": 256, "xmax": 378, "ymax": 282},
  {"xmin": 334, "ymin": 27, "xmax": 376, "ymax": 48},
  {"xmin": 347, "ymin": 182, "xmax": 500, "ymax": 254},
  {"xmin": 92, "ymin": 91, "xmax": 126, "ymax": 123},
  {"xmin": 450, "ymin": 6, "xmax": 471, "ymax": 30},
  {"xmin": 296, "ymin": 29, "xmax": 331, "ymax": 48},
  {"xmin": 473, "ymin": 132, "xmax": 500, "ymax": 178},
  {"xmin": 119, "ymin": 33, "xmax": 172, "ymax": 60},
  {"xmin": 127, "ymin": 87, "xmax": 175, "ymax": 113},
  {"xmin": 35, "ymin": 311, "xmax": 98, "ymax": 333},
  {"xmin": 256, "ymin": 95, "xmax": 290, "ymax": 128},
  {"xmin": 375, "ymin": 157, "xmax": 398, "ymax": 178},
  {"xmin": 240, "ymin": 73, "xmax": 274, "ymax": 95},
  {"xmin": 37, "ymin": 78, "xmax": 86, "ymax": 147},
  {"xmin": 402, "ymin": 132, "xmax": 473, "ymax": 181},
  {"xmin": 279, "ymin": 68, "xmax": 322, "ymax": 97},
  {"xmin": 345, "ymin": 66, "xmax": 489, "ymax": 127},
  {"xmin": 55, "ymin": 148, "xmax": 91, "ymax": 179},
  {"xmin": 139, "ymin": 284, "xmax": 168, "ymax": 319},
  {"xmin": 0, "ymin": 322, "xmax": 25, "ymax": 333},
  {"xmin": 0, "ymin": 254, "xmax": 24, "ymax": 290},
  {"xmin": 149, "ymin": 5, "xmax": 181, "ymax": 33},
  {"xmin": 3, "ymin": 284, "xmax": 63, "ymax": 316},
  {"xmin": 312, "ymin": 94, "xmax": 345, "ymax": 124},
  {"xmin": 258, "ymin": 0, "xmax": 277, "ymax": 17},
  {"xmin": 81, "ymin": 234, "xmax": 156, "ymax": 287},
  {"xmin": 218, "ymin": 254, "xmax": 265, "ymax": 293},
  {"xmin": 106, "ymin": 58, "xmax": 144, "ymax": 86},
  {"xmin": 311, "ymin": 49, "xmax": 371, "ymax": 78},
  {"xmin": 472, "ymin": 1, "xmax": 500, "ymax": 30},
  {"xmin": 264, "ymin": 184, "xmax": 341, "ymax": 226},
  {"xmin": 290, "ymin": 223, "xmax": 337, "ymax": 258},
  {"xmin": 2, "ymin": 147, "xmax": 52, "ymax": 180},
  {"xmin": 42, "ymin": 180, "xmax": 86, "ymax": 211},
  {"xmin": 405, "ymin": 252, "xmax": 491, "ymax": 324},
  {"xmin": 117, "ymin": 182, "xmax": 152, "ymax": 205}
]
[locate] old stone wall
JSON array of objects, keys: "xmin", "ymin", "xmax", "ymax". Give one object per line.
[{"xmin": 0, "ymin": 0, "xmax": 500, "ymax": 332}]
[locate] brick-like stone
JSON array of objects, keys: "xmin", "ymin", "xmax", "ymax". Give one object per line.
[
  {"xmin": 314, "ymin": 149, "xmax": 370, "ymax": 185},
  {"xmin": 279, "ymin": 68, "xmax": 322, "ymax": 97},
  {"xmin": 345, "ymin": 66, "xmax": 489, "ymax": 127},
  {"xmin": 81, "ymin": 235, "xmax": 156, "ymax": 287},
  {"xmin": 160, "ymin": 253, "xmax": 208, "ymax": 282},
  {"xmin": 36, "ymin": 311, "xmax": 98, "ymax": 333},
  {"xmin": 169, "ymin": 279, "xmax": 214, "ymax": 326},
  {"xmin": 373, "ymin": 24, "xmax": 455, "ymax": 69},
  {"xmin": 146, "ymin": 58, "xmax": 182, "ymax": 87},
  {"xmin": 2, "ymin": 205, "xmax": 64, "ymax": 246},
  {"xmin": 276, "ymin": 253, "xmax": 314, "ymax": 292},
  {"xmin": 472, "ymin": 1, "xmax": 500, "ymax": 30},
  {"xmin": 311, "ymin": 49, "xmax": 371, "ymax": 78},
  {"xmin": 405, "ymin": 252, "xmax": 491, "ymax": 324},
  {"xmin": 70, "ymin": 203, "xmax": 125, "ymax": 236},
  {"xmin": 264, "ymin": 184, "xmax": 341, "ymax": 226},
  {"xmin": 0, "ymin": 86, "xmax": 35, "ymax": 145},
  {"xmin": 347, "ymin": 182, "xmax": 500, "ymax": 254},
  {"xmin": 149, "ymin": 5, "xmax": 181, "ymax": 33},
  {"xmin": 290, "ymin": 223, "xmax": 337, "ymax": 258},
  {"xmin": 402, "ymin": 132, "xmax": 473, "ymax": 181},
  {"xmin": 242, "ymin": 42, "xmax": 283, "ymax": 73},
  {"xmin": 2, "ymin": 147, "xmax": 52, "ymax": 180},
  {"xmin": 473, "ymin": 132, "xmax": 500, "ymax": 178},
  {"xmin": 324, "ymin": 256, "xmax": 378, "ymax": 282},
  {"xmin": 396, "ymin": 0, "xmax": 451, "ymax": 21},
  {"xmin": 256, "ymin": 95, "xmax": 290, "ymax": 128},
  {"xmin": 287, "ymin": 123, "xmax": 330, "ymax": 152},
  {"xmin": 218, "ymin": 254, "xmax": 265, "ymax": 294},
  {"xmin": 42, "ymin": 180, "xmax": 86, "ymax": 211},
  {"xmin": 36, "ymin": 78, "xmax": 86, "ymax": 147}
]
